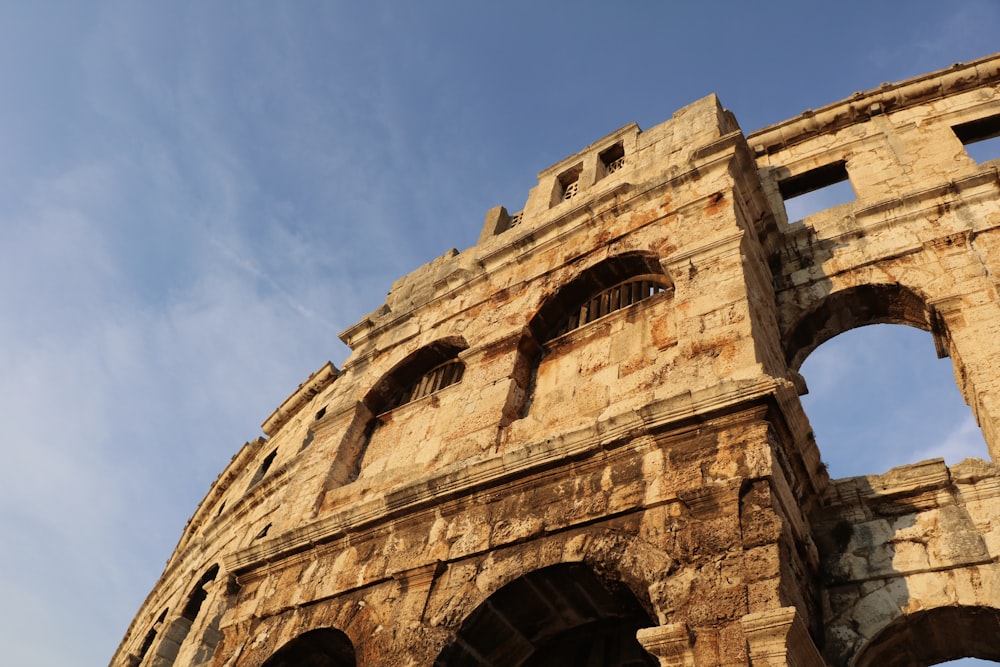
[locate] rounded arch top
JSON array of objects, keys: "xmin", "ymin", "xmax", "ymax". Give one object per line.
[
  {"xmin": 528, "ymin": 251, "xmax": 672, "ymax": 342},
  {"xmin": 852, "ymin": 605, "xmax": 1000, "ymax": 667},
  {"xmin": 434, "ymin": 562, "xmax": 656, "ymax": 667},
  {"xmin": 260, "ymin": 627, "xmax": 357, "ymax": 667},
  {"xmin": 784, "ymin": 282, "xmax": 934, "ymax": 372},
  {"xmin": 362, "ymin": 336, "xmax": 469, "ymax": 415}
]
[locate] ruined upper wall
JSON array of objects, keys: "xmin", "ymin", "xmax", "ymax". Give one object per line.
[
  {"xmin": 745, "ymin": 53, "xmax": 1000, "ymax": 458},
  {"xmin": 749, "ymin": 53, "xmax": 1000, "ymax": 157}
]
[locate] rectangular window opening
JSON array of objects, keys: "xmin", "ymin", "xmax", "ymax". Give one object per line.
[
  {"xmin": 778, "ymin": 161, "xmax": 855, "ymax": 222},
  {"xmin": 599, "ymin": 142, "xmax": 626, "ymax": 177},
  {"xmin": 247, "ymin": 449, "xmax": 278, "ymax": 491},
  {"xmin": 557, "ymin": 164, "xmax": 583, "ymax": 203},
  {"xmin": 953, "ymin": 114, "xmax": 1000, "ymax": 164}
]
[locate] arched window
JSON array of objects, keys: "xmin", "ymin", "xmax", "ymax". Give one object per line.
[
  {"xmin": 435, "ymin": 563, "xmax": 656, "ymax": 666},
  {"xmin": 261, "ymin": 628, "xmax": 356, "ymax": 667},
  {"xmin": 529, "ymin": 252, "xmax": 673, "ymax": 343},
  {"xmin": 132, "ymin": 608, "xmax": 167, "ymax": 665},
  {"xmin": 154, "ymin": 565, "xmax": 220, "ymax": 666},
  {"xmin": 363, "ymin": 338, "xmax": 468, "ymax": 416},
  {"xmin": 386, "ymin": 358, "xmax": 464, "ymax": 410},
  {"xmin": 181, "ymin": 564, "xmax": 219, "ymax": 622},
  {"xmin": 515, "ymin": 253, "xmax": 674, "ymax": 427},
  {"xmin": 549, "ymin": 276, "xmax": 669, "ymax": 338},
  {"xmin": 350, "ymin": 338, "xmax": 470, "ymax": 480}
]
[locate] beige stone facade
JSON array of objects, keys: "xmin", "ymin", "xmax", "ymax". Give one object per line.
[{"xmin": 112, "ymin": 54, "xmax": 1000, "ymax": 666}]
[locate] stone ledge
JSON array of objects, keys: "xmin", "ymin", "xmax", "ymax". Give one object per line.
[{"xmin": 224, "ymin": 377, "xmax": 782, "ymax": 574}]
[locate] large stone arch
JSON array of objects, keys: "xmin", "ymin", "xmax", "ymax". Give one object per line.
[
  {"xmin": 782, "ymin": 282, "xmax": 934, "ymax": 373},
  {"xmin": 222, "ymin": 589, "xmax": 392, "ymax": 667},
  {"xmin": 426, "ymin": 529, "xmax": 676, "ymax": 660},
  {"xmin": 433, "ymin": 562, "xmax": 657, "ymax": 666},
  {"xmin": 852, "ymin": 605, "xmax": 1000, "ymax": 666},
  {"xmin": 259, "ymin": 627, "xmax": 357, "ymax": 667}
]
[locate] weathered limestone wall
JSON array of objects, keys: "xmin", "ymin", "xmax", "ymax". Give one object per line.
[
  {"xmin": 746, "ymin": 53, "xmax": 1000, "ymax": 666},
  {"xmin": 112, "ymin": 54, "xmax": 1000, "ymax": 667},
  {"xmin": 749, "ymin": 57, "xmax": 1000, "ymax": 454},
  {"xmin": 816, "ymin": 458, "xmax": 1000, "ymax": 665}
]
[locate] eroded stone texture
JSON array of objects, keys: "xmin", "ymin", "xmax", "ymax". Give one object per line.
[{"xmin": 112, "ymin": 55, "xmax": 1000, "ymax": 667}]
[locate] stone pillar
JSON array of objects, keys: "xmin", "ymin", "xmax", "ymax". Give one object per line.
[
  {"xmin": 740, "ymin": 607, "xmax": 824, "ymax": 667},
  {"xmin": 931, "ymin": 292, "xmax": 1000, "ymax": 460},
  {"xmin": 149, "ymin": 617, "xmax": 191, "ymax": 667},
  {"xmin": 636, "ymin": 624, "xmax": 696, "ymax": 667},
  {"xmin": 391, "ymin": 560, "xmax": 444, "ymax": 622},
  {"xmin": 478, "ymin": 205, "xmax": 512, "ymax": 243}
]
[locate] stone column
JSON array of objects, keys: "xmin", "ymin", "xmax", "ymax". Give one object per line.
[
  {"xmin": 636, "ymin": 624, "xmax": 696, "ymax": 667},
  {"xmin": 931, "ymin": 292, "xmax": 1000, "ymax": 459},
  {"xmin": 741, "ymin": 607, "xmax": 824, "ymax": 666}
]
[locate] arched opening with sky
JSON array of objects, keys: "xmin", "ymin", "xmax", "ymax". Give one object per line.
[{"xmin": 800, "ymin": 324, "xmax": 987, "ymax": 479}]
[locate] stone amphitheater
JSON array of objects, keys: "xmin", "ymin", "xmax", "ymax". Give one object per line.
[{"xmin": 113, "ymin": 54, "xmax": 1000, "ymax": 666}]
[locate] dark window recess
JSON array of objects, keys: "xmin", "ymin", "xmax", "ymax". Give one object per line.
[
  {"xmin": 953, "ymin": 114, "xmax": 1000, "ymax": 163},
  {"xmin": 600, "ymin": 142, "xmax": 626, "ymax": 176},
  {"xmin": 255, "ymin": 523, "xmax": 272, "ymax": 540},
  {"xmin": 388, "ymin": 359, "xmax": 464, "ymax": 410},
  {"xmin": 558, "ymin": 165, "xmax": 582, "ymax": 202},
  {"xmin": 216, "ymin": 501, "xmax": 226, "ymax": 517},
  {"xmin": 315, "ymin": 406, "xmax": 327, "ymax": 421},
  {"xmin": 779, "ymin": 161, "xmax": 855, "ymax": 221},
  {"xmin": 260, "ymin": 628, "xmax": 357, "ymax": 667},
  {"xmin": 363, "ymin": 339, "xmax": 467, "ymax": 417},
  {"xmin": 137, "ymin": 628, "xmax": 157, "ymax": 660},
  {"xmin": 182, "ymin": 566, "xmax": 219, "ymax": 621},
  {"xmin": 135, "ymin": 609, "xmax": 167, "ymax": 663},
  {"xmin": 551, "ymin": 278, "xmax": 668, "ymax": 338},
  {"xmin": 247, "ymin": 449, "xmax": 278, "ymax": 490}
]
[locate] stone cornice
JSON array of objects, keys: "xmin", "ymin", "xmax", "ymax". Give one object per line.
[
  {"xmin": 748, "ymin": 54, "xmax": 1000, "ymax": 155},
  {"xmin": 337, "ymin": 128, "xmax": 749, "ymax": 361},
  {"xmin": 261, "ymin": 361, "xmax": 339, "ymax": 436},
  {"xmin": 224, "ymin": 377, "xmax": 781, "ymax": 574}
]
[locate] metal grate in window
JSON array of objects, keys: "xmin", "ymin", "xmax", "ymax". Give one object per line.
[
  {"xmin": 393, "ymin": 359, "xmax": 465, "ymax": 408},
  {"xmin": 551, "ymin": 278, "xmax": 667, "ymax": 338}
]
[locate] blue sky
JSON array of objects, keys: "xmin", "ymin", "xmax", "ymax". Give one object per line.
[{"xmin": 1, "ymin": 2, "xmax": 997, "ymax": 665}]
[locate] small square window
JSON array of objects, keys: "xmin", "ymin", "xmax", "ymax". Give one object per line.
[
  {"xmin": 599, "ymin": 143, "xmax": 626, "ymax": 177},
  {"xmin": 554, "ymin": 164, "xmax": 583, "ymax": 205},
  {"xmin": 953, "ymin": 114, "xmax": 1000, "ymax": 164},
  {"xmin": 778, "ymin": 161, "xmax": 856, "ymax": 221}
]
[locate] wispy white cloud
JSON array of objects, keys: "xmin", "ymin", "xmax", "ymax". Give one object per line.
[
  {"xmin": 913, "ymin": 414, "xmax": 989, "ymax": 465},
  {"xmin": 2, "ymin": 3, "xmax": 998, "ymax": 666},
  {"xmin": 800, "ymin": 325, "xmax": 988, "ymax": 479}
]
